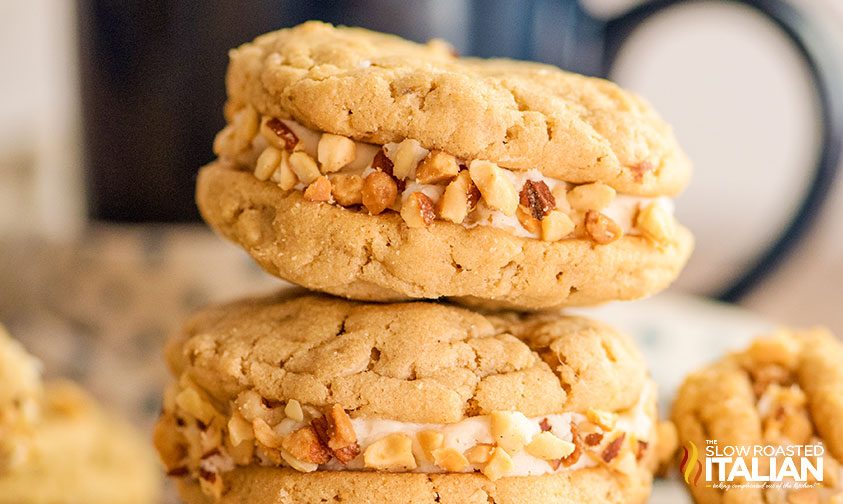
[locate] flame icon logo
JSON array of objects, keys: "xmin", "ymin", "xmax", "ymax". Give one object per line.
[{"xmin": 679, "ymin": 441, "xmax": 703, "ymax": 486}]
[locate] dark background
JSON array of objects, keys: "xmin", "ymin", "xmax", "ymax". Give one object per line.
[{"xmin": 77, "ymin": 0, "xmax": 607, "ymax": 222}]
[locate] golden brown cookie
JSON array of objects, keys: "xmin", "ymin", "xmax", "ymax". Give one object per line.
[
  {"xmin": 202, "ymin": 21, "xmax": 694, "ymax": 309},
  {"xmin": 224, "ymin": 21, "xmax": 690, "ymax": 196},
  {"xmin": 174, "ymin": 466, "xmax": 647, "ymax": 504},
  {"xmin": 197, "ymin": 163, "xmax": 693, "ymax": 309},
  {"xmin": 0, "ymin": 327, "xmax": 161, "ymax": 504},
  {"xmin": 155, "ymin": 292, "xmax": 668, "ymax": 503},
  {"xmin": 671, "ymin": 328, "xmax": 843, "ymax": 504}
]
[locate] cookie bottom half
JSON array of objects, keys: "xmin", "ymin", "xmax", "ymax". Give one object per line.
[
  {"xmin": 175, "ymin": 465, "xmax": 652, "ymax": 504},
  {"xmin": 197, "ymin": 163, "xmax": 693, "ymax": 310}
]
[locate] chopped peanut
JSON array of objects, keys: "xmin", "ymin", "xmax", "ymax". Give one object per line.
[
  {"xmin": 252, "ymin": 418, "xmax": 283, "ymax": 449},
  {"xmin": 391, "ymin": 139, "xmax": 428, "ymax": 180},
  {"xmin": 551, "ymin": 185, "xmax": 571, "ymax": 213},
  {"xmin": 330, "ymin": 174, "xmax": 364, "ymax": 206},
  {"xmin": 601, "ymin": 433, "xmax": 626, "ymax": 463},
  {"xmin": 363, "ymin": 433, "xmax": 417, "ymax": 471},
  {"xmin": 432, "ymin": 447, "xmax": 470, "ymax": 472},
  {"xmin": 214, "ymin": 106, "xmax": 259, "ymax": 157},
  {"xmin": 636, "ymin": 201, "xmax": 676, "ymax": 243},
  {"xmin": 303, "ymin": 176, "xmax": 332, "ymax": 202},
  {"xmin": 586, "ymin": 409, "xmax": 618, "ymax": 431},
  {"xmin": 362, "ymin": 171, "xmax": 398, "ymax": 215},
  {"xmin": 437, "ymin": 170, "xmax": 479, "ymax": 224},
  {"xmin": 612, "ymin": 451, "xmax": 639, "ymax": 475},
  {"xmin": 416, "ymin": 430, "xmax": 444, "ymax": 462},
  {"xmin": 325, "ymin": 404, "xmax": 357, "ymax": 451},
  {"xmin": 516, "ymin": 206, "xmax": 542, "ymax": 235},
  {"xmin": 371, "ymin": 148, "xmax": 394, "ymax": 173},
  {"xmin": 585, "ymin": 211, "xmax": 622, "ymax": 244},
  {"xmin": 261, "ymin": 117, "xmax": 299, "ymax": 151},
  {"xmin": 482, "ymin": 447, "xmax": 514, "ymax": 481},
  {"xmin": 289, "ymin": 151, "xmax": 320, "ymax": 184},
  {"xmin": 284, "ymin": 400, "xmax": 304, "ymax": 422},
  {"xmin": 278, "ymin": 448, "xmax": 319, "ymax": 473},
  {"xmin": 490, "ymin": 411, "xmax": 531, "ymax": 453},
  {"xmin": 401, "ymin": 192, "xmax": 435, "ymax": 228},
  {"xmin": 519, "ymin": 180, "xmax": 555, "ymax": 219},
  {"xmin": 228, "ymin": 412, "xmax": 255, "ymax": 446},
  {"xmin": 271, "ymin": 150, "xmax": 298, "ymax": 190},
  {"xmin": 416, "ymin": 151, "xmax": 460, "ymax": 184},
  {"xmin": 525, "ymin": 432, "xmax": 576, "ymax": 460},
  {"xmin": 174, "ymin": 387, "xmax": 218, "ymax": 425},
  {"xmin": 465, "ymin": 444, "xmax": 494, "ymax": 465},
  {"xmin": 280, "ymin": 426, "xmax": 331, "ymax": 464},
  {"xmin": 567, "ymin": 183, "xmax": 616, "ymax": 211},
  {"xmin": 317, "ymin": 133, "xmax": 356, "ymax": 173},
  {"xmin": 254, "ymin": 146, "xmax": 283, "ymax": 181},
  {"xmin": 541, "ymin": 210, "xmax": 575, "ymax": 241},
  {"xmin": 469, "ymin": 160, "xmax": 518, "ymax": 216},
  {"xmin": 234, "ymin": 390, "xmax": 286, "ymax": 425}
]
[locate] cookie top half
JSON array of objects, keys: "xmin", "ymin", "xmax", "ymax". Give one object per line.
[
  {"xmin": 225, "ymin": 21, "xmax": 690, "ymax": 196},
  {"xmin": 156, "ymin": 292, "xmax": 658, "ymax": 497},
  {"xmin": 165, "ymin": 292, "xmax": 648, "ymax": 422}
]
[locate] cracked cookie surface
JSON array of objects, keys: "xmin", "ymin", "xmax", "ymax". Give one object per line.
[
  {"xmin": 165, "ymin": 291, "xmax": 648, "ymax": 421},
  {"xmin": 225, "ymin": 21, "xmax": 690, "ymax": 197},
  {"xmin": 197, "ymin": 162, "xmax": 694, "ymax": 309},
  {"xmin": 158, "ymin": 291, "xmax": 661, "ymax": 503}
]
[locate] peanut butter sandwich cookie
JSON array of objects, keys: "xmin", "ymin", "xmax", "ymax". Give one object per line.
[
  {"xmin": 672, "ymin": 328, "xmax": 843, "ymax": 504},
  {"xmin": 154, "ymin": 292, "xmax": 674, "ymax": 503},
  {"xmin": 0, "ymin": 326, "xmax": 161, "ymax": 504},
  {"xmin": 198, "ymin": 21, "xmax": 694, "ymax": 310}
]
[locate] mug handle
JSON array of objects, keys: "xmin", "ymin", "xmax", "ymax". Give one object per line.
[{"xmin": 600, "ymin": 0, "xmax": 843, "ymax": 302}]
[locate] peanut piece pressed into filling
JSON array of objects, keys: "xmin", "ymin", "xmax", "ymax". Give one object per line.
[
  {"xmin": 213, "ymin": 108, "xmax": 679, "ymax": 245},
  {"xmin": 157, "ymin": 376, "xmax": 658, "ymax": 500}
]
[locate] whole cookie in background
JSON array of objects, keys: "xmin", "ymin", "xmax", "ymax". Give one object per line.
[
  {"xmin": 198, "ymin": 21, "xmax": 694, "ymax": 310},
  {"xmin": 155, "ymin": 292, "xmax": 674, "ymax": 504},
  {"xmin": 0, "ymin": 326, "xmax": 161, "ymax": 504},
  {"xmin": 672, "ymin": 328, "xmax": 843, "ymax": 504}
]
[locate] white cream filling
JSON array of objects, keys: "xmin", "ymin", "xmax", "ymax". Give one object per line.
[
  {"xmin": 265, "ymin": 383, "xmax": 654, "ymax": 477},
  {"xmin": 271, "ymin": 120, "xmax": 673, "ymax": 239}
]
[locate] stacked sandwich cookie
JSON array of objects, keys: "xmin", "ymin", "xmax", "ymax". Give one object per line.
[{"xmin": 156, "ymin": 21, "xmax": 693, "ymax": 503}]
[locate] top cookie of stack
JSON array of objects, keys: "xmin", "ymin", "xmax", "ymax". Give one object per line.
[{"xmin": 198, "ymin": 21, "xmax": 693, "ymax": 309}]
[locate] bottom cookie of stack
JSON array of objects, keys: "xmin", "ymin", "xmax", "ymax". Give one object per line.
[{"xmin": 154, "ymin": 292, "xmax": 673, "ymax": 503}]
